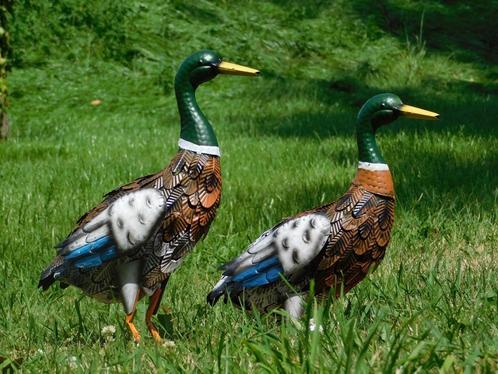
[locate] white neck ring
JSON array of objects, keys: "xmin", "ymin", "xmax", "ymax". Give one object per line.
[
  {"xmin": 358, "ymin": 161, "xmax": 389, "ymax": 171},
  {"xmin": 178, "ymin": 138, "xmax": 221, "ymax": 156}
]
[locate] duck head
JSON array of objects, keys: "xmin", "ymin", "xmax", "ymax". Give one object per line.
[
  {"xmin": 355, "ymin": 93, "xmax": 439, "ymax": 164},
  {"xmin": 174, "ymin": 50, "xmax": 259, "ymax": 150},
  {"xmin": 358, "ymin": 93, "xmax": 439, "ymax": 130},
  {"xmin": 177, "ymin": 50, "xmax": 259, "ymax": 89}
]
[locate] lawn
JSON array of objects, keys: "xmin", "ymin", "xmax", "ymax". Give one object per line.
[{"xmin": 0, "ymin": 1, "xmax": 497, "ymax": 372}]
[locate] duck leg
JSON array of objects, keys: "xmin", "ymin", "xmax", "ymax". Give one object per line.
[
  {"xmin": 118, "ymin": 260, "xmax": 143, "ymax": 342},
  {"xmin": 145, "ymin": 276, "xmax": 169, "ymax": 343},
  {"xmin": 124, "ymin": 290, "xmax": 142, "ymax": 342},
  {"xmin": 284, "ymin": 293, "xmax": 305, "ymax": 319}
]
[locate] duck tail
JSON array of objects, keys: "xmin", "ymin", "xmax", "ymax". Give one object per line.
[
  {"xmin": 207, "ymin": 275, "xmax": 231, "ymax": 306},
  {"xmin": 38, "ymin": 256, "xmax": 65, "ymax": 290}
]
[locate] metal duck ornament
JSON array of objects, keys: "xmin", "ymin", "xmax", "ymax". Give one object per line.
[
  {"xmin": 39, "ymin": 50, "xmax": 259, "ymax": 342},
  {"xmin": 208, "ymin": 93, "xmax": 438, "ymax": 318}
]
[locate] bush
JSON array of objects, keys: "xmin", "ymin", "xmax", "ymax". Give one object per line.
[{"xmin": 9, "ymin": 0, "xmax": 135, "ymax": 67}]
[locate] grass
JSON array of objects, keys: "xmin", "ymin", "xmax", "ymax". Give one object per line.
[{"xmin": 1, "ymin": 0, "xmax": 497, "ymax": 372}]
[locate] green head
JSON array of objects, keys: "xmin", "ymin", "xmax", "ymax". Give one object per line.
[
  {"xmin": 356, "ymin": 93, "xmax": 439, "ymax": 164},
  {"xmin": 175, "ymin": 50, "xmax": 259, "ymax": 89},
  {"xmin": 357, "ymin": 93, "xmax": 439, "ymax": 130},
  {"xmin": 174, "ymin": 50, "xmax": 259, "ymax": 148}
]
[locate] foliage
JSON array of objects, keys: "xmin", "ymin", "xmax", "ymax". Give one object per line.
[
  {"xmin": 0, "ymin": 0, "xmax": 497, "ymax": 372},
  {"xmin": 9, "ymin": 0, "xmax": 134, "ymax": 66}
]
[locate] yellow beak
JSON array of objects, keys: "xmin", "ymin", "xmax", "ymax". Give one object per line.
[
  {"xmin": 399, "ymin": 104, "xmax": 439, "ymax": 120},
  {"xmin": 217, "ymin": 61, "xmax": 260, "ymax": 76}
]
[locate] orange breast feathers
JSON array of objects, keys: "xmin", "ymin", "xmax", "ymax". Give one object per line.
[{"xmin": 352, "ymin": 168, "xmax": 395, "ymax": 197}]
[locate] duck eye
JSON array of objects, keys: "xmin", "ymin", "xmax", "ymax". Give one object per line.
[{"xmin": 381, "ymin": 103, "xmax": 386, "ymax": 108}]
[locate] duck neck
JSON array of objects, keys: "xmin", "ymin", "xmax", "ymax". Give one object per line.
[
  {"xmin": 356, "ymin": 111, "xmax": 386, "ymax": 166},
  {"xmin": 174, "ymin": 64, "xmax": 219, "ymax": 155},
  {"xmin": 353, "ymin": 110, "xmax": 395, "ymax": 196}
]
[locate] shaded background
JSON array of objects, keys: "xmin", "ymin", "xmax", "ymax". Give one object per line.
[{"xmin": 6, "ymin": 0, "xmax": 497, "ymax": 215}]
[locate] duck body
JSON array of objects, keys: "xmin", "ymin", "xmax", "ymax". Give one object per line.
[
  {"xmin": 208, "ymin": 164, "xmax": 394, "ymax": 316},
  {"xmin": 39, "ymin": 50, "xmax": 259, "ymax": 341},
  {"xmin": 208, "ymin": 93, "xmax": 438, "ymax": 318},
  {"xmin": 43, "ymin": 149, "xmax": 221, "ymax": 303}
]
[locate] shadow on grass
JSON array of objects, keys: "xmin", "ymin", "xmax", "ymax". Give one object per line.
[
  {"xmin": 233, "ymin": 73, "xmax": 498, "ymax": 139},
  {"xmin": 267, "ymin": 0, "xmax": 332, "ymax": 19},
  {"xmin": 350, "ymin": 0, "xmax": 498, "ymax": 66},
  {"xmin": 265, "ymin": 1, "xmax": 497, "ymax": 68},
  {"xmin": 226, "ymin": 73, "xmax": 498, "ymax": 216},
  {"xmin": 258, "ymin": 143, "xmax": 498, "ymax": 227},
  {"xmin": 156, "ymin": 311, "xmax": 175, "ymax": 339},
  {"xmin": 0, "ymin": 355, "xmax": 22, "ymax": 372}
]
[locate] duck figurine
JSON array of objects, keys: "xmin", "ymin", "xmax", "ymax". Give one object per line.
[
  {"xmin": 39, "ymin": 50, "xmax": 259, "ymax": 342},
  {"xmin": 207, "ymin": 93, "xmax": 438, "ymax": 318}
]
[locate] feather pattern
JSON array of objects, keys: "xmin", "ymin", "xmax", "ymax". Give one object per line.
[
  {"xmin": 40, "ymin": 149, "xmax": 222, "ymax": 300},
  {"xmin": 207, "ymin": 213, "xmax": 331, "ymax": 306},
  {"xmin": 315, "ymin": 182, "xmax": 395, "ymax": 297},
  {"xmin": 208, "ymin": 177, "xmax": 395, "ymax": 313}
]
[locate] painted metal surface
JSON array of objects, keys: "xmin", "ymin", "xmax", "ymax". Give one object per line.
[
  {"xmin": 208, "ymin": 93, "xmax": 438, "ymax": 318},
  {"xmin": 39, "ymin": 49, "xmax": 258, "ymax": 342},
  {"xmin": 175, "ymin": 49, "xmax": 259, "ymax": 147}
]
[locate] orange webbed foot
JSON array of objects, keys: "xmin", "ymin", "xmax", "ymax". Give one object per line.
[
  {"xmin": 145, "ymin": 283, "xmax": 167, "ymax": 343},
  {"xmin": 125, "ymin": 313, "xmax": 141, "ymax": 343},
  {"xmin": 146, "ymin": 320, "xmax": 162, "ymax": 343}
]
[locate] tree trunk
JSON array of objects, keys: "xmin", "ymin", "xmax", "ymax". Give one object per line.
[
  {"xmin": 0, "ymin": 0, "xmax": 12, "ymax": 140},
  {"xmin": 0, "ymin": 111, "xmax": 8, "ymax": 139}
]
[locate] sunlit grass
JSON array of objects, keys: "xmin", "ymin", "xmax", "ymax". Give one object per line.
[{"xmin": 1, "ymin": 0, "xmax": 497, "ymax": 372}]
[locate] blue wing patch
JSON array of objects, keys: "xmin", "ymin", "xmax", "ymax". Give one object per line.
[
  {"xmin": 231, "ymin": 256, "xmax": 284, "ymax": 289},
  {"xmin": 63, "ymin": 236, "xmax": 118, "ymax": 269},
  {"xmin": 64, "ymin": 236, "xmax": 113, "ymax": 260},
  {"xmin": 73, "ymin": 245, "xmax": 118, "ymax": 269}
]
